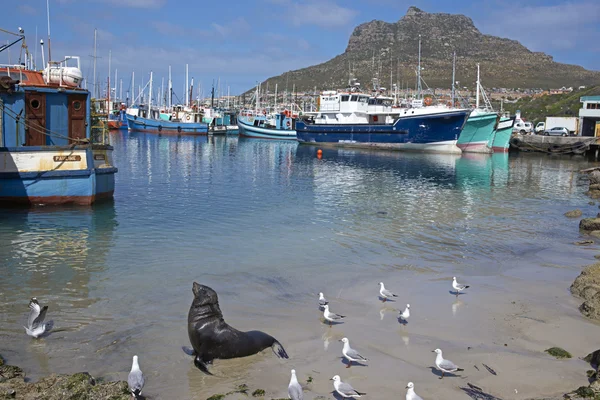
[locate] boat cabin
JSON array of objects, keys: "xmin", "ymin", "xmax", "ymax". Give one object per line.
[{"xmin": 0, "ymin": 64, "xmax": 90, "ymax": 147}]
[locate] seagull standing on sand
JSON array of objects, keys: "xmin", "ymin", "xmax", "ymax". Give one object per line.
[
  {"xmin": 452, "ymin": 277, "xmax": 470, "ymax": 296},
  {"xmin": 318, "ymin": 292, "xmax": 329, "ymax": 309},
  {"xmin": 330, "ymin": 375, "xmax": 366, "ymax": 398},
  {"xmin": 339, "ymin": 337, "xmax": 368, "ymax": 368},
  {"xmin": 128, "ymin": 355, "xmax": 145, "ymax": 399},
  {"xmin": 24, "ymin": 297, "xmax": 49, "ymax": 338},
  {"xmin": 288, "ymin": 369, "xmax": 303, "ymax": 400},
  {"xmin": 405, "ymin": 382, "xmax": 423, "ymax": 400},
  {"xmin": 379, "ymin": 282, "xmax": 398, "ymax": 302},
  {"xmin": 399, "ymin": 304, "xmax": 411, "ymax": 323},
  {"xmin": 432, "ymin": 348, "xmax": 464, "ymax": 379},
  {"xmin": 323, "ymin": 304, "xmax": 345, "ymax": 326}
]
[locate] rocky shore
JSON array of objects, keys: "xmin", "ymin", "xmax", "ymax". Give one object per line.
[{"xmin": 0, "ymin": 354, "xmax": 130, "ymax": 400}]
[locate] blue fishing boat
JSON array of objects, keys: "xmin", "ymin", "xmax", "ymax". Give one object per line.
[
  {"xmin": 237, "ymin": 112, "xmax": 296, "ymax": 140},
  {"xmin": 295, "ymin": 92, "xmax": 469, "ymax": 153},
  {"xmin": 126, "ymin": 112, "xmax": 208, "ymax": 135},
  {"xmin": 0, "ymin": 33, "xmax": 117, "ymax": 205}
]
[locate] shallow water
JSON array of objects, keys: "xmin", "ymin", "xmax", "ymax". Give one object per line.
[{"xmin": 0, "ymin": 134, "xmax": 598, "ymax": 399}]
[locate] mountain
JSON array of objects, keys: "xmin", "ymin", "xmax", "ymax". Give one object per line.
[{"xmin": 253, "ymin": 6, "xmax": 600, "ymax": 94}]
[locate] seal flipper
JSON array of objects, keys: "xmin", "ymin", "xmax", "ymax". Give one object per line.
[
  {"xmin": 182, "ymin": 346, "xmax": 196, "ymax": 356},
  {"xmin": 194, "ymin": 355, "xmax": 213, "ymax": 375},
  {"xmin": 271, "ymin": 340, "xmax": 289, "ymax": 359}
]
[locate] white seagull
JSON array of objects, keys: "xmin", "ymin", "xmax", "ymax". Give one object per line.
[
  {"xmin": 405, "ymin": 382, "xmax": 423, "ymax": 400},
  {"xmin": 288, "ymin": 369, "xmax": 303, "ymax": 400},
  {"xmin": 318, "ymin": 292, "xmax": 329, "ymax": 308},
  {"xmin": 432, "ymin": 348, "xmax": 464, "ymax": 379},
  {"xmin": 128, "ymin": 355, "xmax": 145, "ymax": 399},
  {"xmin": 340, "ymin": 337, "xmax": 368, "ymax": 368},
  {"xmin": 452, "ymin": 277, "xmax": 470, "ymax": 297},
  {"xmin": 24, "ymin": 297, "xmax": 49, "ymax": 338},
  {"xmin": 379, "ymin": 282, "xmax": 398, "ymax": 302},
  {"xmin": 399, "ymin": 304, "xmax": 411, "ymax": 324},
  {"xmin": 330, "ymin": 375, "xmax": 366, "ymax": 398},
  {"xmin": 323, "ymin": 304, "xmax": 345, "ymax": 326}
]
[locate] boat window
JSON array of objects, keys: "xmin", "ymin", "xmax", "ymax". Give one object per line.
[
  {"xmin": 368, "ymin": 98, "xmax": 375, "ymax": 105},
  {"xmin": 73, "ymin": 100, "xmax": 82, "ymax": 111},
  {"xmin": 30, "ymin": 99, "xmax": 40, "ymax": 109},
  {"xmin": 341, "ymin": 95, "xmax": 349, "ymax": 102},
  {"xmin": 350, "ymin": 95, "xmax": 358, "ymax": 101},
  {"xmin": 359, "ymin": 96, "xmax": 368, "ymax": 104},
  {"xmin": 0, "ymin": 71, "xmax": 29, "ymax": 81}
]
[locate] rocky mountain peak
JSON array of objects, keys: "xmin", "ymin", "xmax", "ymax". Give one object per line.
[{"xmin": 405, "ymin": 6, "xmax": 425, "ymax": 16}]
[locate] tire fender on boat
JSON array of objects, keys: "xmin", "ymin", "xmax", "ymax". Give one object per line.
[
  {"xmin": 158, "ymin": 125, "xmax": 162, "ymax": 132},
  {"xmin": 177, "ymin": 126, "xmax": 182, "ymax": 133}
]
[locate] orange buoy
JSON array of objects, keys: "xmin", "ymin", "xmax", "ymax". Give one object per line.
[{"xmin": 317, "ymin": 149, "xmax": 323, "ymax": 156}]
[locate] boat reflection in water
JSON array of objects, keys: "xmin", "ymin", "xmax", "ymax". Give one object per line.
[{"xmin": 0, "ymin": 202, "xmax": 117, "ymax": 377}]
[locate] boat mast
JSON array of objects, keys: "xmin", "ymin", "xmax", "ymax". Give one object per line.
[
  {"xmin": 119, "ymin": 78, "xmax": 122, "ymax": 102},
  {"xmin": 92, "ymin": 29, "xmax": 97, "ymax": 98},
  {"xmin": 114, "ymin": 68, "xmax": 118, "ymax": 101},
  {"xmin": 108, "ymin": 49, "xmax": 111, "ymax": 99},
  {"xmin": 476, "ymin": 63, "xmax": 480, "ymax": 109},
  {"xmin": 148, "ymin": 71, "xmax": 153, "ymax": 118},
  {"xmin": 107, "ymin": 49, "xmax": 111, "ymax": 116},
  {"xmin": 46, "ymin": 0, "xmax": 51, "ymax": 63},
  {"xmin": 168, "ymin": 65, "xmax": 172, "ymax": 109},
  {"xmin": 274, "ymin": 83, "xmax": 278, "ymax": 111},
  {"xmin": 185, "ymin": 64, "xmax": 189, "ymax": 107},
  {"xmin": 417, "ymin": 34, "xmax": 422, "ymax": 99},
  {"xmin": 451, "ymin": 51, "xmax": 456, "ymax": 107},
  {"xmin": 160, "ymin": 77, "xmax": 164, "ymax": 109},
  {"xmin": 131, "ymin": 71, "xmax": 135, "ymax": 106}
]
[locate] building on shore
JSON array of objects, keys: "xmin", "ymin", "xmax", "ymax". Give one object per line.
[{"xmin": 579, "ymin": 96, "xmax": 600, "ymax": 137}]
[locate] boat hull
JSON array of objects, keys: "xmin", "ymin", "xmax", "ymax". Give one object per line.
[
  {"xmin": 126, "ymin": 114, "xmax": 208, "ymax": 134},
  {"xmin": 237, "ymin": 116, "xmax": 296, "ymax": 140},
  {"xmin": 295, "ymin": 110, "xmax": 469, "ymax": 154},
  {"xmin": 457, "ymin": 113, "xmax": 498, "ymax": 154},
  {"xmin": 0, "ymin": 145, "xmax": 117, "ymax": 206},
  {"xmin": 491, "ymin": 127, "xmax": 513, "ymax": 153}
]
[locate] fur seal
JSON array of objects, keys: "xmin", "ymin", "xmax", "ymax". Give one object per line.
[{"xmin": 187, "ymin": 282, "xmax": 289, "ymax": 374}]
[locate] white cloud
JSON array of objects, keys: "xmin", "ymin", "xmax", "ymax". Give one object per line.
[
  {"xmin": 18, "ymin": 4, "xmax": 38, "ymax": 15},
  {"xmin": 268, "ymin": 0, "xmax": 358, "ymax": 28},
  {"xmin": 480, "ymin": 1, "xmax": 600, "ymax": 52}
]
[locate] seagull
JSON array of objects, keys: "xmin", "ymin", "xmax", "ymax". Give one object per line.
[
  {"xmin": 399, "ymin": 304, "xmax": 410, "ymax": 323},
  {"xmin": 288, "ymin": 369, "xmax": 303, "ymax": 400},
  {"xmin": 379, "ymin": 282, "xmax": 398, "ymax": 302},
  {"xmin": 340, "ymin": 337, "xmax": 368, "ymax": 368},
  {"xmin": 318, "ymin": 292, "xmax": 329, "ymax": 308},
  {"xmin": 432, "ymin": 348, "xmax": 464, "ymax": 379},
  {"xmin": 24, "ymin": 297, "xmax": 48, "ymax": 338},
  {"xmin": 405, "ymin": 382, "xmax": 423, "ymax": 400},
  {"xmin": 330, "ymin": 375, "xmax": 366, "ymax": 398},
  {"xmin": 452, "ymin": 277, "xmax": 470, "ymax": 297},
  {"xmin": 128, "ymin": 355, "xmax": 145, "ymax": 399},
  {"xmin": 323, "ymin": 304, "xmax": 345, "ymax": 326}
]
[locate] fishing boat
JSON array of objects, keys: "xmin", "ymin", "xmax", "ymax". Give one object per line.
[
  {"xmin": 237, "ymin": 111, "xmax": 297, "ymax": 140},
  {"xmin": 490, "ymin": 116, "xmax": 516, "ymax": 152},
  {"xmin": 456, "ymin": 64, "xmax": 499, "ymax": 154},
  {"xmin": 0, "ymin": 31, "xmax": 117, "ymax": 205},
  {"xmin": 108, "ymin": 104, "xmax": 127, "ymax": 130},
  {"xmin": 125, "ymin": 71, "xmax": 208, "ymax": 135},
  {"xmin": 295, "ymin": 92, "xmax": 470, "ymax": 153}
]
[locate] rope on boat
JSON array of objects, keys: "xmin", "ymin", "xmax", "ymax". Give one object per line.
[{"xmin": 0, "ymin": 102, "xmax": 91, "ymax": 144}]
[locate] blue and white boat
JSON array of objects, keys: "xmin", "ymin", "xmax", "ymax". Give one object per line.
[
  {"xmin": 126, "ymin": 104, "xmax": 208, "ymax": 135},
  {"xmin": 237, "ymin": 111, "xmax": 297, "ymax": 140},
  {"xmin": 0, "ymin": 36, "xmax": 117, "ymax": 206},
  {"xmin": 295, "ymin": 92, "xmax": 470, "ymax": 153}
]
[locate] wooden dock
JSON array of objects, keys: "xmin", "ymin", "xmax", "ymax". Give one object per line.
[{"xmin": 510, "ymin": 134, "xmax": 600, "ymax": 156}]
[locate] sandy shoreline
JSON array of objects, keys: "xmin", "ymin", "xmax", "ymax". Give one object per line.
[{"xmin": 3, "ymin": 234, "xmax": 600, "ymax": 399}]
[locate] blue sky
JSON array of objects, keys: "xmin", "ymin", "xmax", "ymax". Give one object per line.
[{"xmin": 1, "ymin": 0, "xmax": 599, "ymax": 97}]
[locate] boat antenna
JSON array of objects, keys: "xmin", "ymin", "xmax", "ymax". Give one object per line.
[
  {"xmin": 417, "ymin": 34, "xmax": 422, "ymax": 99},
  {"xmin": 46, "ymin": 0, "xmax": 51, "ymax": 63},
  {"xmin": 40, "ymin": 40, "xmax": 45, "ymax": 70},
  {"xmin": 451, "ymin": 51, "xmax": 456, "ymax": 107}
]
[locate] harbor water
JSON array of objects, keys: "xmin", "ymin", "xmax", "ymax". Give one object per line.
[{"xmin": 1, "ymin": 133, "xmax": 598, "ymax": 399}]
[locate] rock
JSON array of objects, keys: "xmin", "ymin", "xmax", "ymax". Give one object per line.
[
  {"xmin": 590, "ymin": 202, "xmax": 596, "ymax": 206},
  {"xmin": 575, "ymin": 240, "xmax": 595, "ymax": 246},
  {"xmin": 586, "ymin": 190, "xmax": 600, "ymax": 199},
  {"xmin": 571, "ymin": 263, "xmax": 600, "ymax": 321},
  {"xmin": 580, "ymin": 218, "xmax": 600, "ymax": 231},
  {"xmin": 589, "ymin": 231, "xmax": 600, "ymax": 239},
  {"xmin": 590, "ymin": 170, "xmax": 600, "ymax": 185},
  {"xmin": 584, "ymin": 349, "xmax": 600, "ymax": 370},
  {"xmin": 595, "ymin": 254, "xmax": 600, "ymax": 260},
  {"xmin": 566, "ymin": 209, "xmax": 583, "ymax": 218},
  {"xmin": 545, "ymin": 347, "xmax": 572, "ymax": 359},
  {"xmin": 0, "ymin": 356, "xmax": 130, "ymax": 400}
]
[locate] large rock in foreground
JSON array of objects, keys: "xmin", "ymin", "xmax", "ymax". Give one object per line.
[
  {"xmin": 0, "ymin": 354, "xmax": 130, "ymax": 400},
  {"xmin": 580, "ymin": 218, "xmax": 600, "ymax": 231},
  {"xmin": 571, "ymin": 263, "xmax": 600, "ymax": 321}
]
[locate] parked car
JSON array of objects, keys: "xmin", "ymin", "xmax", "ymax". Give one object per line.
[
  {"xmin": 543, "ymin": 126, "xmax": 570, "ymax": 136},
  {"xmin": 513, "ymin": 121, "xmax": 534, "ymax": 134}
]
